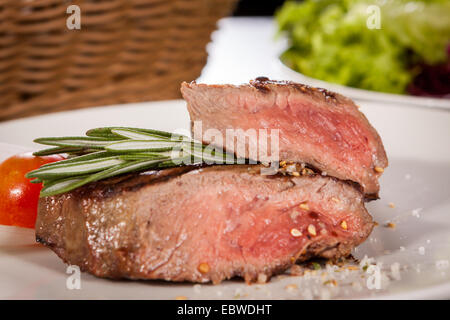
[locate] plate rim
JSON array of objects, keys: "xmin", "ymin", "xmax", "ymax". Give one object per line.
[{"xmin": 277, "ymin": 58, "xmax": 450, "ymax": 111}]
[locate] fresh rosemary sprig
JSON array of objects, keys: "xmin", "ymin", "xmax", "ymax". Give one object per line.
[{"xmin": 26, "ymin": 127, "xmax": 238, "ymax": 197}]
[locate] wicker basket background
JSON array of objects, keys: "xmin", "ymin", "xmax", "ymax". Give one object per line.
[{"xmin": 0, "ymin": 0, "xmax": 237, "ymax": 121}]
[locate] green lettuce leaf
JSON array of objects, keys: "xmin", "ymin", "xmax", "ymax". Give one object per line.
[{"xmin": 276, "ymin": 0, "xmax": 450, "ymax": 94}]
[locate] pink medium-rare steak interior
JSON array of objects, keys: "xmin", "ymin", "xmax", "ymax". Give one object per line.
[
  {"xmin": 36, "ymin": 165, "xmax": 373, "ymax": 284},
  {"xmin": 181, "ymin": 78, "xmax": 388, "ymax": 196}
]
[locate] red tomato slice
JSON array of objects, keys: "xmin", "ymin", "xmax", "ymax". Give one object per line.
[{"xmin": 0, "ymin": 152, "xmax": 64, "ymax": 228}]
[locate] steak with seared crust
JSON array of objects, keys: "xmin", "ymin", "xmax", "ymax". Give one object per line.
[
  {"xmin": 181, "ymin": 78, "xmax": 388, "ymax": 197},
  {"xmin": 36, "ymin": 165, "xmax": 373, "ymax": 284}
]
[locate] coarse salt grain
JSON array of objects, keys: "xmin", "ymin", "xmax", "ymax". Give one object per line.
[
  {"xmin": 412, "ymin": 208, "xmax": 422, "ymax": 218},
  {"xmin": 418, "ymin": 246, "xmax": 425, "ymax": 255},
  {"xmin": 359, "ymin": 255, "xmax": 375, "ymax": 268},
  {"xmin": 286, "ymin": 164, "xmax": 296, "ymax": 172},
  {"xmin": 414, "ymin": 264, "xmax": 421, "ymax": 273},
  {"xmin": 390, "ymin": 262, "xmax": 401, "ymax": 280},
  {"xmin": 257, "ymin": 273, "xmax": 268, "ymax": 284},
  {"xmin": 436, "ymin": 260, "xmax": 449, "ymax": 270}
]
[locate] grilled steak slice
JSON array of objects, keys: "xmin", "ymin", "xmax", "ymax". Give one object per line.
[
  {"xmin": 36, "ymin": 165, "xmax": 373, "ymax": 284},
  {"xmin": 181, "ymin": 78, "xmax": 388, "ymax": 196}
]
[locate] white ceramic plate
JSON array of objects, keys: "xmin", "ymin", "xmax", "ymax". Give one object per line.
[
  {"xmin": 199, "ymin": 18, "xmax": 450, "ymax": 111},
  {"xmin": 277, "ymin": 59, "xmax": 450, "ymax": 111},
  {"xmin": 0, "ymin": 100, "xmax": 449, "ymax": 299}
]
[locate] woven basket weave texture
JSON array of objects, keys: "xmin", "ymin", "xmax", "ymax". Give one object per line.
[{"xmin": 0, "ymin": 0, "xmax": 236, "ymax": 120}]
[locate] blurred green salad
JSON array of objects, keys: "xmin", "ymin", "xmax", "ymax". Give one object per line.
[{"xmin": 276, "ymin": 0, "xmax": 450, "ymax": 96}]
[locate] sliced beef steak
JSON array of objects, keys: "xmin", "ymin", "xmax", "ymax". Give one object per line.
[
  {"xmin": 36, "ymin": 165, "xmax": 373, "ymax": 284},
  {"xmin": 181, "ymin": 78, "xmax": 388, "ymax": 196}
]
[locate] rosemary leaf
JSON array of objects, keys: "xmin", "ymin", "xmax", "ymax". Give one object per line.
[
  {"xmin": 38, "ymin": 151, "xmax": 114, "ymax": 168},
  {"xmin": 40, "ymin": 158, "xmax": 166, "ymax": 197},
  {"xmin": 34, "ymin": 136, "xmax": 120, "ymax": 149},
  {"xmin": 111, "ymin": 128, "xmax": 170, "ymax": 141},
  {"xmin": 40, "ymin": 177, "xmax": 86, "ymax": 197},
  {"xmin": 105, "ymin": 140, "xmax": 182, "ymax": 152},
  {"xmin": 32, "ymin": 146, "xmax": 85, "ymax": 156},
  {"xmin": 118, "ymin": 154, "xmax": 168, "ymax": 161},
  {"xmin": 182, "ymin": 145, "xmax": 234, "ymax": 164},
  {"xmin": 101, "ymin": 158, "xmax": 166, "ymax": 177},
  {"xmin": 86, "ymin": 127, "xmax": 177, "ymax": 139},
  {"xmin": 31, "ymin": 126, "xmax": 242, "ymax": 197},
  {"xmin": 117, "ymin": 150, "xmax": 182, "ymax": 160},
  {"xmin": 26, "ymin": 157, "xmax": 126, "ymax": 179}
]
